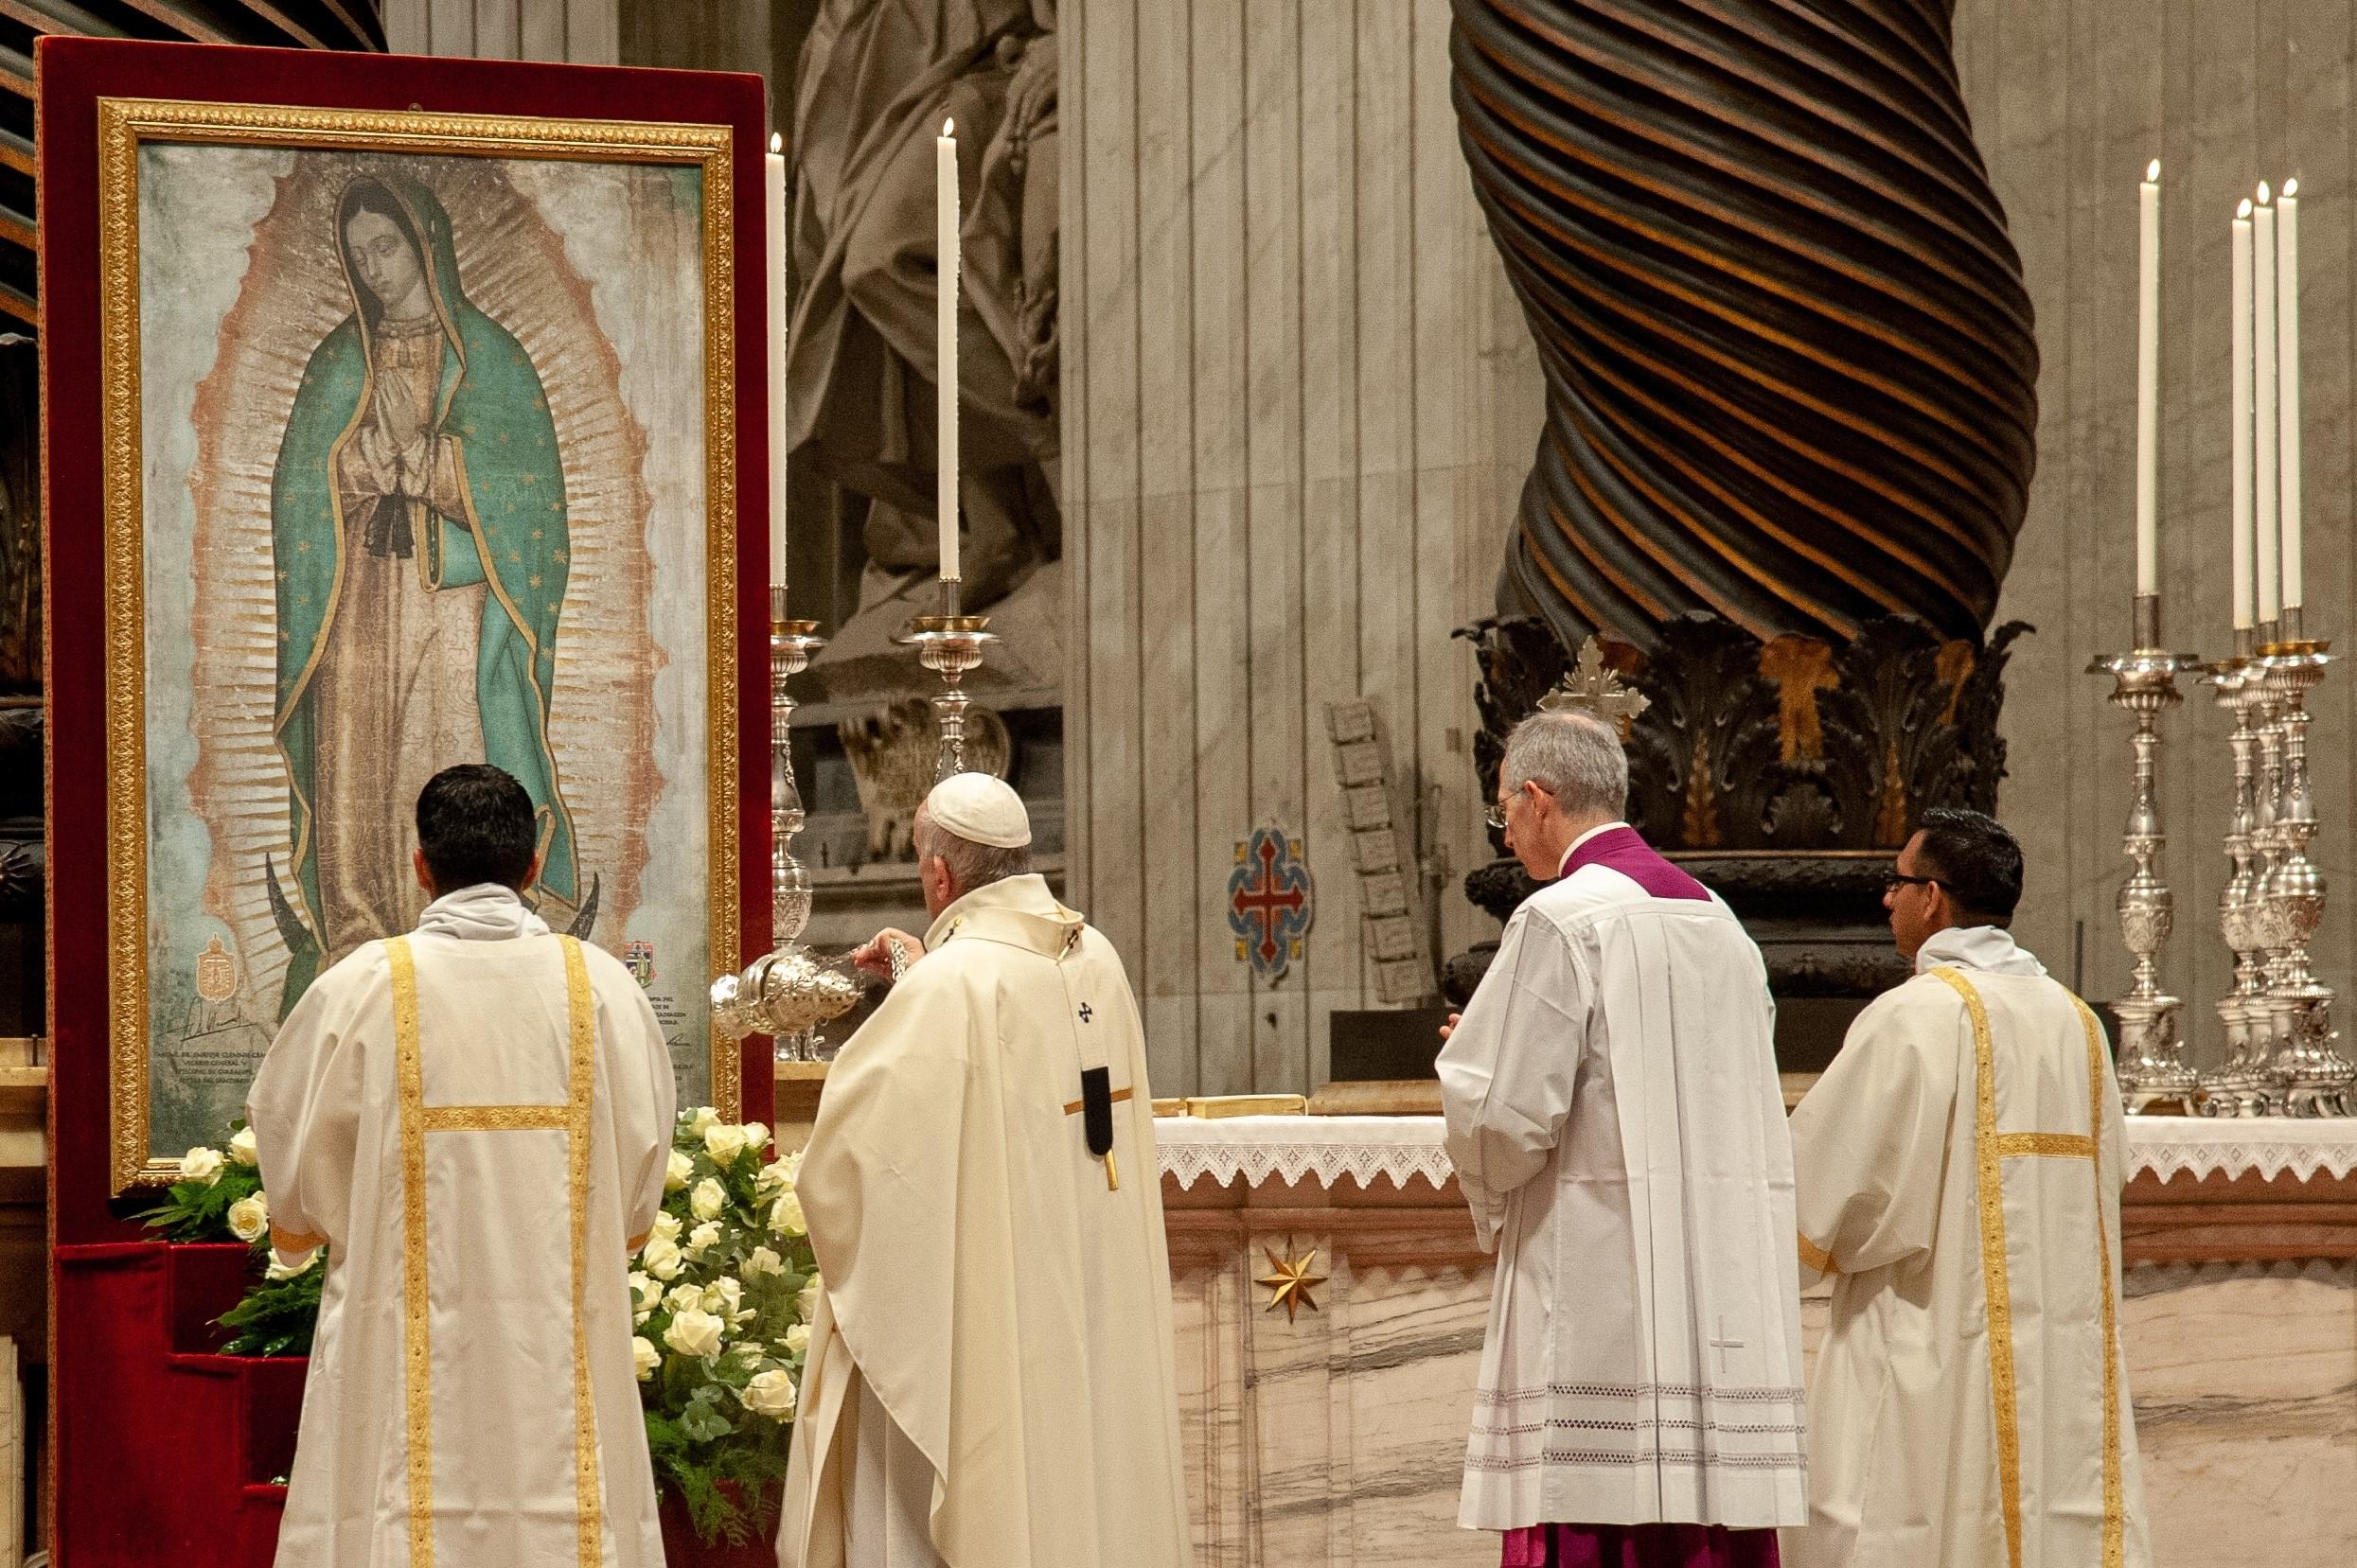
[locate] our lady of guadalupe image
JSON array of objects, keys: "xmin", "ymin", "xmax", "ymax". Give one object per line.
[{"xmin": 268, "ymin": 172, "xmax": 583, "ymax": 1013}]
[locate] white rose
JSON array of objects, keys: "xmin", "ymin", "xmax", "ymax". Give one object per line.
[
  {"xmin": 691, "ymin": 1179, "xmax": 726, "ymax": 1223},
  {"xmin": 704, "ymin": 1124, "xmax": 749, "ymax": 1165},
  {"xmin": 641, "ymin": 1237, "xmax": 684, "ymax": 1280},
  {"xmin": 629, "ymin": 1271, "xmax": 660, "ymax": 1319},
  {"xmin": 266, "ymin": 1247, "xmax": 319, "ymax": 1282},
  {"xmin": 631, "ymin": 1336, "xmax": 662, "ymax": 1382},
  {"xmin": 769, "ymin": 1191, "xmax": 806, "ymax": 1238},
  {"xmin": 226, "ymin": 1193, "xmax": 270, "ymax": 1243},
  {"xmin": 687, "ymin": 1106, "xmax": 720, "ymax": 1135},
  {"xmin": 665, "ymin": 1151, "xmax": 695, "ymax": 1192},
  {"xmin": 665, "ymin": 1282, "xmax": 704, "ymax": 1316},
  {"xmin": 179, "ymin": 1146, "xmax": 225, "ymax": 1186},
  {"xmin": 786, "ymin": 1323, "xmax": 810, "ymax": 1356},
  {"xmin": 650, "ymin": 1210, "xmax": 682, "ymax": 1243},
  {"xmin": 734, "ymin": 1344, "xmax": 766, "ymax": 1366},
  {"xmin": 797, "ymin": 1274, "xmax": 824, "ymax": 1325},
  {"xmin": 228, "ymin": 1127, "xmax": 259, "ymax": 1168},
  {"xmin": 745, "ymin": 1245, "xmax": 784, "ymax": 1277},
  {"xmin": 743, "ymin": 1122, "xmax": 771, "ymax": 1153},
  {"xmin": 705, "ymin": 1277, "xmax": 746, "ymax": 1325},
  {"xmin": 755, "ymin": 1161, "xmax": 789, "ymax": 1197},
  {"xmin": 665, "ymin": 1309, "xmax": 724, "ymax": 1360},
  {"xmin": 743, "ymin": 1367, "xmax": 798, "ymax": 1419},
  {"xmin": 684, "ymin": 1221, "xmax": 722, "ymax": 1259}
]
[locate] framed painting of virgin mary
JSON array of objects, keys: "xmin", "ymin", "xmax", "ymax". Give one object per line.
[{"xmin": 37, "ymin": 42, "xmax": 772, "ymax": 1193}]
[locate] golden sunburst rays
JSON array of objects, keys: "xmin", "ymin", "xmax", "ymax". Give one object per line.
[
  {"xmin": 169, "ymin": 148, "xmax": 698, "ymax": 1013},
  {"xmin": 1256, "ymin": 1242, "xmax": 1329, "ymax": 1323}
]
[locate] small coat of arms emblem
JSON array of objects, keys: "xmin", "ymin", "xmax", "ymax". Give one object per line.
[
  {"xmin": 1228, "ymin": 827, "xmax": 1313, "ymax": 981},
  {"xmin": 622, "ymin": 940, "xmax": 655, "ymax": 988},
  {"xmin": 195, "ymin": 937, "xmax": 239, "ymax": 1005}
]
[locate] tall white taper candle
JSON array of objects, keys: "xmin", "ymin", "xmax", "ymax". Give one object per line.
[
  {"xmin": 2232, "ymin": 199, "xmax": 2255, "ymax": 632},
  {"xmin": 2254, "ymin": 184, "xmax": 2279, "ymax": 625},
  {"xmin": 766, "ymin": 133, "xmax": 789, "ymax": 591},
  {"xmin": 2135, "ymin": 159, "xmax": 2161, "ymax": 599},
  {"xmin": 2277, "ymin": 177, "xmax": 2304, "ymax": 611},
  {"xmin": 937, "ymin": 118, "xmax": 961, "ymax": 583}
]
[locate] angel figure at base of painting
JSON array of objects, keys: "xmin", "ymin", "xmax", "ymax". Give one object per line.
[{"xmin": 266, "ymin": 172, "xmax": 589, "ymax": 1017}]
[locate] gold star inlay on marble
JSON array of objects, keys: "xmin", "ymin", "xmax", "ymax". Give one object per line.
[{"xmin": 1256, "ymin": 1243, "xmax": 1326, "ymax": 1322}]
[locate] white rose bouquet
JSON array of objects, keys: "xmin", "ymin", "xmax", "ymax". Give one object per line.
[
  {"xmin": 134, "ymin": 1119, "xmax": 266, "ymax": 1242},
  {"xmin": 135, "ymin": 1119, "xmax": 326, "ymax": 1357},
  {"xmin": 636, "ymin": 1109, "xmax": 816, "ymax": 1547}
]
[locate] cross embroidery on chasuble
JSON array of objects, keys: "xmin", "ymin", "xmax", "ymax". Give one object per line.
[{"xmin": 385, "ymin": 934, "xmax": 605, "ymax": 1568}]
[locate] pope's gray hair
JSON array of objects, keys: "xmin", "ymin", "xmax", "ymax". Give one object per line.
[
  {"xmin": 1500, "ymin": 709, "xmax": 1629, "ymax": 819},
  {"xmin": 913, "ymin": 805, "xmax": 1034, "ymax": 891}
]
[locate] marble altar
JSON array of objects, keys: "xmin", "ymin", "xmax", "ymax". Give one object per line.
[{"xmin": 1152, "ymin": 1115, "xmax": 2357, "ymax": 1568}]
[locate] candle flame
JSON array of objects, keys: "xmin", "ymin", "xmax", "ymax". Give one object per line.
[
  {"xmin": 2284, "ymin": 177, "xmax": 2299, "ymax": 199},
  {"xmin": 2259, "ymin": 180, "xmax": 2273, "ymax": 204},
  {"xmin": 770, "ymin": 132, "xmax": 782, "ymax": 154},
  {"xmin": 2145, "ymin": 158, "xmax": 2160, "ymax": 182},
  {"xmin": 2239, "ymin": 198, "xmax": 2254, "ymax": 219},
  {"xmin": 942, "ymin": 117, "xmax": 955, "ymax": 138}
]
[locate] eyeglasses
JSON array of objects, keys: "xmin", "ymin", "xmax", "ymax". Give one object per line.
[
  {"xmin": 1885, "ymin": 872, "xmax": 1941, "ymax": 897},
  {"xmin": 1484, "ymin": 782, "xmax": 1554, "ymax": 832}
]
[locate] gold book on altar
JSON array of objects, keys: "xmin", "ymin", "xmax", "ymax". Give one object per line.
[{"xmin": 1184, "ymin": 1094, "xmax": 1309, "ymax": 1119}]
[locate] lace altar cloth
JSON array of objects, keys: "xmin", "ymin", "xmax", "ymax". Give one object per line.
[
  {"xmin": 1153, "ymin": 1113, "xmax": 2357, "ymax": 1190},
  {"xmin": 2125, "ymin": 1114, "xmax": 2357, "ymax": 1183}
]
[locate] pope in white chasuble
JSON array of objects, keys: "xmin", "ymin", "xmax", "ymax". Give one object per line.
[
  {"xmin": 1787, "ymin": 809, "xmax": 2149, "ymax": 1568},
  {"xmin": 777, "ymin": 773, "xmax": 1191, "ymax": 1568},
  {"xmin": 1438, "ymin": 711, "xmax": 1806, "ymax": 1568},
  {"xmin": 248, "ymin": 765, "xmax": 676, "ymax": 1567}
]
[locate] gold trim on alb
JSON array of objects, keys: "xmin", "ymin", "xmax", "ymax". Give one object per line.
[{"xmin": 98, "ymin": 97, "xmax": 744, "ymax": 1189}]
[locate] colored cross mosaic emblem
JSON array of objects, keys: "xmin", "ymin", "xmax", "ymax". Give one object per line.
[{"xmin": 1228, "ymin": 827, "xmax": 1313, "ymax": 980}]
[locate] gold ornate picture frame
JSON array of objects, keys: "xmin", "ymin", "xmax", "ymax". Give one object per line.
[{"xmin": 95, "ymin": 98, "xmax": 743, "ymax": 1189}]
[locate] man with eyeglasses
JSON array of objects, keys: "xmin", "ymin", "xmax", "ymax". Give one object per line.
[
  {"xmin": 1438, "ymin": 709, "xmax": 1804, "ymax": 1568},
  {"xmin": 1784, "ymin": 808, "xmax": 2149, "ymax": 1568}
]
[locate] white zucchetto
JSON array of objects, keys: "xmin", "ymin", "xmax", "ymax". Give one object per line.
[{"xmin": 925, "ymin": 772, "xmax": 1032, "ymax": 849}]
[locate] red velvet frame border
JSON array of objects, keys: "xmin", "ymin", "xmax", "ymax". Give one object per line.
[{"xmin": 38, "ymin": 38, "xmax": 773, "ymax": 1559}]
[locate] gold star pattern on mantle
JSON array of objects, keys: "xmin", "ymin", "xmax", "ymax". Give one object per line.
[{"xmin": 1256, "ymin": 1243, "xmax": 1327, "ymax": 1323}]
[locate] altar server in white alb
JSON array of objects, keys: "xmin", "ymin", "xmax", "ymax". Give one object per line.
[
  {"xmin": 776, "ymin": 772, "xmax": 1191, "ymax": 1568},
  {"xmin": 248, "ymin": 764, "xmax": 677, "ymax": 1567},
  {"xmin": 1438, "ymin": 709, "xmax": 1805, "ymax": 1568},
  {"xmin": 1787, "ymin": 808, "xmax": 2148, "ymax": 1568}
]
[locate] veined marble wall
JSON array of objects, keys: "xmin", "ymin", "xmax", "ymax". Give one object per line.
[
  {"xmin": 1062, "ymin": 0, "xmax": 1541, "ymax": 1099},
  {"xmin": 1958, "ymin": 0, "xmax": 2356, "ymax": 1062},
  {"xmin": 1171, "ymin": 1246, "xmax": 2357, "ymax": 1565}
]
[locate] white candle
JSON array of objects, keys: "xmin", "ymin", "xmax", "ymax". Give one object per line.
[
  {"xmin": 2254, "ymin": 184, "xmax": 2279, "ymax": 625},
  {"xmin": 936, "ymin": 118, "xmax": 961, "ymax": 583},
  {"xmin": 2277, "ymin": 177, "xmax": 2303, "ymax": 610},
  {"xmin": 2135, "ymin": 159, "xmax": 2160, "ymax": 598},
  {"xmin": 765, "ymin": 133, "xmax": 789, "ymax": 592},
  {"xmin": 2231, "ymin": 199, "xmax": 2254, "ymax": 633}
]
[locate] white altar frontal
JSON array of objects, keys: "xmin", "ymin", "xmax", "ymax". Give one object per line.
[{"xmin": 1143, "ymin": 1113, "xmax": 2357, "ymax": 1568}]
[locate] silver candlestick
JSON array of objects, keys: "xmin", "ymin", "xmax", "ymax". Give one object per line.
[
  {"xmin": 2258, "ymin": 625, "xmax": 2351, "ymax": 1115},
  {"xmin": 2198, "ymin": 645, "xmax": 2273, "ymax": 1116},
  {"xmin": 2089, "ymin": 593, "xmax": 2201, "ymax": 1113},
  {"xmin": 894, "ymin": 577, "xmax": 998, "ymax": 780},
  {"xmin": 709, "ymin": 590, "xmax": 860, "ymax": 1062}
]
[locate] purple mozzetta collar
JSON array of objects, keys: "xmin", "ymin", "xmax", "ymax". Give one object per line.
[{"xmin": 1558, "ymin": 825, "xmax": 1711, "ymax": 902}]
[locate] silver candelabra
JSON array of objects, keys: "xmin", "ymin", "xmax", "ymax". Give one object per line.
[
  {"xmin": 2257, "ymin": 616, "xmax": 2351, "ymax": 1114},
  {"xmin": 2090, "ymin": 593, "xmax": 2201, "ymax": 1112},
  {"xmin": 894, "ymin": 577, "xmax": 998, "ymax": 779},
  {"xmin": 2198, "ymin": 643, "xmax": 2274, "ymax": 1116},
  {"xmin": 709, "ymin": 590, "xmax": 862, "ymax": 1061}
]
